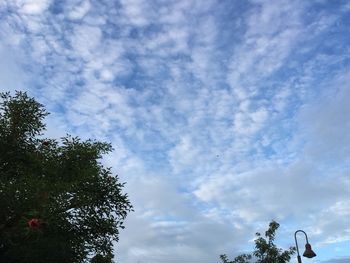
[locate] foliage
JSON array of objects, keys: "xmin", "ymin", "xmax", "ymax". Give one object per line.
[
  {"xmin": 220, "ymin": 253, "xmax": 252, "ymax": 263},
  {"xmin": 220, "ymin": 221, "xmax": 296, "ymax": 263},
  {"xmin": 0, "ymin": 91, "xmax": 133, "ymax": 263}
]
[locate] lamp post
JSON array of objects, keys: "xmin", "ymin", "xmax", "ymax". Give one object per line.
[{"xmin": 294, "ymin": 230, "xmax": 317, "ymax": 263}]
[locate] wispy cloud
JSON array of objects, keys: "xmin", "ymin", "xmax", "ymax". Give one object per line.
[{"xmin": 1, "ymin": 0, "xmax": 350, "ymax": 262}]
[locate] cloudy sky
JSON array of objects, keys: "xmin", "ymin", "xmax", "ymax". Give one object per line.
[{"xmin": 1, "ymin": 0, "xmax": 350, "ymax": 262}]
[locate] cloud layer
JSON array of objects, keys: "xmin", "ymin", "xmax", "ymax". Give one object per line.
[{"xmin": 1, "ymin": 0, "xmax": 350, "ymax": 262}]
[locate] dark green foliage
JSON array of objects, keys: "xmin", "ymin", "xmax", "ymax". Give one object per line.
[
  {"xmin": 220, "ymin": 253, "xmax": 252, "ymax": 263},
  {"xmin": 0, "ymin": 92, "xmax": 133, "ymax": 263},
  {"xmin": 220, "ymin": 221, "xmax": 296, "ymax": 263},
  {"xmin": 90, "ymin": 254, "xmax": 114, "ymax": 263}
]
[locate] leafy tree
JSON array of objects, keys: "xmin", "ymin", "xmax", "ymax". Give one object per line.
[
  {"xmin": 0, "ymin": 91, "xmax": 133, "ymax": 263},
  {"xmin": 220, "ymin": 221, "xmax": 296, "ymax": 263}
]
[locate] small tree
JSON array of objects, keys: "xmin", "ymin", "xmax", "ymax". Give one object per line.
[
  {"xmin": 0, "ymin": 91, "xmax": 133, "ymax": 262},
  {"xmin": 220, "ymin": 221, "xmax": 296, "ymax": 263}
]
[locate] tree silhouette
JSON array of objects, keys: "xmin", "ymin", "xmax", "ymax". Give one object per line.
[{"xmin": 0, "ymin": 91, "xmax": 133, "ymax": 263}]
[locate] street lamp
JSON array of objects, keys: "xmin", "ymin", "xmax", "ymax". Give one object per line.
[{"xmin": 294, "ymin": 230, "xmax": 316, "ymax": 263}]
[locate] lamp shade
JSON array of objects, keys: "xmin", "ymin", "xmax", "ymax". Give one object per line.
[{"xmin": 303, "ymin": 243, "xmax": 317, "ymax": 258}]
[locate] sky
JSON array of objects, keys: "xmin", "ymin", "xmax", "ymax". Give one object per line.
[{"xmin": 0, "ymin": 0, "xmax": 350, "ymax": 262}]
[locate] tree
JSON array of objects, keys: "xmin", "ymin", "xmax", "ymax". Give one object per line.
[
  {"xmin": 0, "ymin": 91, "xmax": 133, "ymax": 263},
  {"xmin": 220, "ymin": 221, "xmax": 296, "ymax": 263}
]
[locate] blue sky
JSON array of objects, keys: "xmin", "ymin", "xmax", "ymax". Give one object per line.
[{"xmin": 1, "ymin": 0, "xmax": 350, "ymax": 262}]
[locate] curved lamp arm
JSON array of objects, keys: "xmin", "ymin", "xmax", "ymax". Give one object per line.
[
  {"xmin": 294, "ymin": 230, "xmax": 309, "ymax": 256},
  {"xmin": 294, "ymin": 230, "xmax": 316, "ymax": 262}
]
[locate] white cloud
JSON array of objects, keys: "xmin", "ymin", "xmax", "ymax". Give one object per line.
[
  {"xmin": 0, "ymin": 44, "xmax": 29, "ymax": 93},
  {"xmin": 17, "ymin": 0, "xmax": 51, "ymax": 15},
  {"xmin": 68, "ymin": 0, "xmax": 91, "ymax": 20},
  {"xmin": 299, "ymin": 71, "xmax": 350, "ymax": 163},
  {"xmin": 120, "ymin": 0, "xmax": 151, "ymax": 27},
  {"xmin": 70, "ymin": 25, "xmax": 103, "ymax": 59}
]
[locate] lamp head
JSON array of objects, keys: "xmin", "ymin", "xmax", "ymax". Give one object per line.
[{"xmin": 303, "ymin": 243, "xmax": 316, "ymax": 258}]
